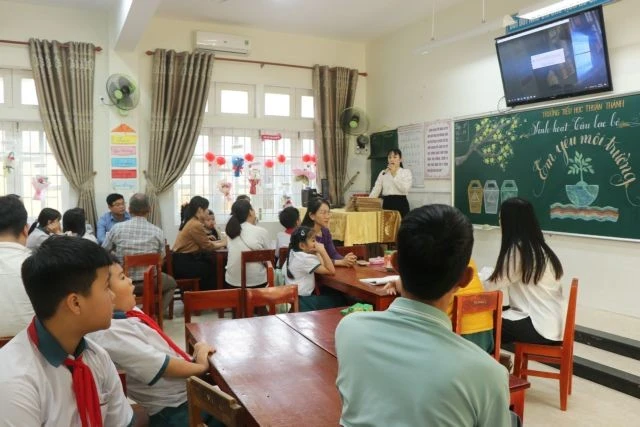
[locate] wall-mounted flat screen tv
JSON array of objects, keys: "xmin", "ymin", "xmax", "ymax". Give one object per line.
[{"xmin": 495, "ymin": 6, "xmax": 612, "ymax": 107}]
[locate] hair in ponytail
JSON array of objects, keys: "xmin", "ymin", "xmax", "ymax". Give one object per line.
[
  {"xmin": 286, "ymin": 226, "xmax": 314, "ymax": 279},
  {"xmin": 179, "ymin": 196, "xmax": 209, "ymax": 231},
  {"xmin": 29, "ymin": 208, "xmax": 61, "ymax": 235},
  {"xmin": 225, "ymin": 200, "xmax": 252, "ymax": 239}
]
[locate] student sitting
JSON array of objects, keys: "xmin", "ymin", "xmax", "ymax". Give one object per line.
[
  {"xmin": 283, "ymin": 226, "xmax": 346, "ymax": 311},
  {"xmin": 336, "ymin": 205, "xmax": 512, "ymax": 426},
  {"xmin": 0, "ymin": 236, "xmax": 144, "ymax": 426},
  {"xmin": 63, "ymin": 207, "xmax": 98, "ymax": 243},
  {"xmin": 204, "ymin": 209, "xmax": 221, "ymax": 240},
  {"xmin": 277, "ymin": 206, "xmax": 300, "ymax": 249},
  {"xmin": 26, "ymin": 207, "xmax": 62, "ymax": 249},
  {"xmin": 384, "ymin": 259, "xmax": 494, "ymax": 353},
  {"xmin": 89, "ymin": 257, "xmax": 217, "ymax": 426}
]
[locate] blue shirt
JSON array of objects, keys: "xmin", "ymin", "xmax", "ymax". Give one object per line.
[
  {"xmin": 336, "ymin": 297, "xmax": 512, "ymax": 427},
  {"xmin": 97, "ymin": 211, "xmax": 131, "ymax": 244}
]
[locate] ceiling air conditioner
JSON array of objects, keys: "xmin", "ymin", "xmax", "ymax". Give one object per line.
[{"xmin": 195, "ymin": 31, "xmax": 251, "ymax": 55}]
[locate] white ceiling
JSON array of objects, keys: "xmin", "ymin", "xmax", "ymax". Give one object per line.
[{"xmin": 9, "ymin": 0, "xmax": 471, "ymax": 41}]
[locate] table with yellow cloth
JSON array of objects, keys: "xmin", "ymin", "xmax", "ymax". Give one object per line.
[{"xmin": 298, "ymin": 208, "xmax": 401, "ymax": 246}]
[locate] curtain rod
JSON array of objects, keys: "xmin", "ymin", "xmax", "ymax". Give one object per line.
[
  {"xmin": 144, "ymin": 50, "xmax": 367, "ymax": 77},
  {"xmin": 0, "ymin": 39, "xmax": 103, "ymax": 52}
]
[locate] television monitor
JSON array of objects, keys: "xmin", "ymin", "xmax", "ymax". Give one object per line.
[{"xmin": 495, "ymin": 6, "xmax": 612, "ymax": 107}]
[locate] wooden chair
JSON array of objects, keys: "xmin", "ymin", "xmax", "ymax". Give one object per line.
[
  {"xmin": 452, "ymin": 290, "xmax": 503, "ymax": 361},
  {"xmin": 240, "ymin": 249, "xmax": 275, "ymax": 316},
  {"xmin": 183, "ymin": 289, "xmax": 243, "ymax": 353},
  {"xmin": 336, "ymin": 245, "xmax": 367, "ymax": 260},
  {"xmin": 278, "ymin": 247, "xmax": 289, "ymax": 268},
  {"xmin": 246, "ymin": 284, "xmax": 299, "ymax": 316},
  {"xmin": 0, "ymin": 336, "xmax": 12, "ymax": 348},
  {"xmin": 142, "ymin": 265, "xmax": 163, "ymax": 330},
  {"xmin": 164, "ymin": 243, "xmax": 201, "ymax": 320},
  {"xmin": 123, "ymin": 252, "xmax": 162, "ymax": 304},
  {"xmin": 513, "ymin": 279, "xmax": 579, "ymax": 411},
  {"xmin": 187, "ymin": 376, "xmax": 244, "ymax": 427}
]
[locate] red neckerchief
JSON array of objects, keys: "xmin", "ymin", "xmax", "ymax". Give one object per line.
[
  {"xmin": 28, "ymin": 319, "xmax": 103, "ymax": 427},
  {"xmin": 285, "ymin": 227, "xmax": 295, "ymax": 235},
  {"xmin": 125, "ymin": 310, "xmax": 191, "ymax": 361}
]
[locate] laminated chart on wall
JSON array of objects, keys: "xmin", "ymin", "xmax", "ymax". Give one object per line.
[
  {"xmin": 454, "ymin": 93, "xmax": 640, "ymax": 240},
  {"xmin": 110, "ymin": 123, "xmax": 138, "ymax": 192},
  {"xmin": 424, "ymin": 120, "xmax": 452, "ymax": 179},
  {"xmin": 397, "ymin": 123, "xmax": 425, "ymax": 188}
]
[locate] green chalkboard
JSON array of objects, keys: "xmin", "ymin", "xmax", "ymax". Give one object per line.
[
  {"xmin": 370, "ymin": 130, "xmax": 398, "ymax": 189},
  {"xmin": 454, "ymin": 93, "xmax": 640, "ymax": 240}
]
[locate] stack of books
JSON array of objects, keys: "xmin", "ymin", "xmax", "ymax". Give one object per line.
[{"xmin": 346, "ymin": 196, "xmax": 383, "ymax": 212}]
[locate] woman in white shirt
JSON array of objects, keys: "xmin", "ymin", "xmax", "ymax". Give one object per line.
[
  {"xmin": 486, "ymin": 197, "xmax": 565, "ymax": 345},
  {"xmin": 224, "ymin": 199, "xmax": 271, "ymax": 288},
  {"xmin": 369, "ymin": 148, "xmax": 412, "ymax": 217}
]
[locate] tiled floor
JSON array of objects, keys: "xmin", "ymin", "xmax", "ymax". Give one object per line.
[{"xmin": 165, "ymin": 303, "xmax": 640, "ymax": 426}]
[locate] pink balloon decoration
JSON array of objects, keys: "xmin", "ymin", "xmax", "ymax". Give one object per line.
[
  {"xmin": 244, "ymin": 153, "xmax": 255, "ymax": 162},
  {"xmin": 277, "ymin": 154, "xmax": 286, "ymax": 164},
  {"xmin": 216, "ymin": 156, "xmax": 226, "ymax": 166}
]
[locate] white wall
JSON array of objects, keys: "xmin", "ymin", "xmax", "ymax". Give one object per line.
[
  {"xmin": 0, "ymin": 1, "xmax": 368, "ymax": 244},
  {"xmin": 365, "ymin": 0, "xmax": 640, "ymax": 318}
]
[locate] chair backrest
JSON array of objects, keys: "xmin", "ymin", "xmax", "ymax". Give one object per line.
[
  {"xmin": 246, "ymin": 284, "xmax": 299, "ymax": 316},
  {"xmin": 278, "ymin": 247, "xmax": 289, "ymax": 268},
  {"xmin": 336, "ymin": 245, "xmax": 367, "ymax": 260},
  {"xmin": 164, "ymin": 242, "xmax": 175, "ymax": 277},
  {"xmin": 187, "ymin": 376, "xmax": 244, "ymax": 427},
  {"xmin": 142, "ymin": 265, "xmax": 163, "ymax": 330},
  {"xmin": 240, "ymin": 249, "xmax": 276, "ymax": 316},
  {"xmin": 452, "ymin": 290, "xmax": 503, "ymax": 361},
  {"xmin": 563, "ymin": 279, "xmax": 579, "ymax": 344},
  {"xmin": 183, "ymin": 289, "xmax": 243, "ymax": 323},
  {"xmin": 0, "ymin": 336, "xmax": 12, "ymax": 348},
  {"xmin": 123, "ymin": 252, "xmax": 162, "ymax": 278}
]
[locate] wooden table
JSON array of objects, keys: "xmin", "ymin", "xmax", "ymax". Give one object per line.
[{"xmin": 316, "ymin": 264, "xmax": 397, "ymax": 310}]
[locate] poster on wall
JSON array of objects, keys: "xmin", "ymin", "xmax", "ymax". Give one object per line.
[
  {"xmin": 397, "ymin": 123, "xmax": 425, "ymax": 188},
  {"xmin": 425, "ymin": 120, "xmax": 452, "ymax": 179},
  {"xmin": 110, "ymin": 123, "xmax": 138, "ymax": 192}
]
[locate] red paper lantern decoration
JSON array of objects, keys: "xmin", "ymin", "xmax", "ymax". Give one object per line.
[
  {"xmin": 204, "ymin": 152, "xmax": 215, "ymax": 163},
  {"xmin": 216, "ymin": 156, "xmax": 226, "ymax": 166},
  {"xmin": 244, "ymin": 153, "xmax": 254, "ymax": 162},
  {"xmin": 264, "ymin": 159, "xmax": 275, "ymax": 168},
  {"xmin": 302, "ymin": 154, "xmax": 311, "ymax": 163},
  {"xmin": 310, "ymin": 154, "xmax": 317, "ymax": 163},
  {"xmin": 277, "ymin": 154, "xmax": 286, "ymax": 164}
]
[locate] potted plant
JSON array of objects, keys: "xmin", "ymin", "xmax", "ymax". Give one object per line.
[{"xmin": 565, "ymin": 152, "xmax": 598, "ymax": 207}]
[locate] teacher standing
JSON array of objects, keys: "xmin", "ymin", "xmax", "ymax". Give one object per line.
[{"xmin": 369, "ymin": 148, "xmax": 412, "ymax": 217}]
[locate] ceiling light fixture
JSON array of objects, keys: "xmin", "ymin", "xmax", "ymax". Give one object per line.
[{"xmin": 517, "ymin": 0, "xmax": 593, "ymax": 20}]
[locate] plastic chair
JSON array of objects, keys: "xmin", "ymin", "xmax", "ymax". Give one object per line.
[
  {"xmin": 164, "ymin": 243, "xmax": 201, "ymax": 319},
  {"xmin": 336, "ymin": 245, "xmax": 367, "ymax": 260},
  {"xmin": 452, "ymin": 290, "xmax": 503, "ymax": 361},
  {"xmin": 240, "ymin": 249, "xmax": 275, "ymax": 316},
  {"xmin": 246, "ymin": 284, "xmax": 299, "ymax": 316},
  {"xmin": 187, "ymin": 376, "xmax": 244, "ymax": 427},
  {"xmin": 513, "ymin": 278, "xmax": 579, "ymax": 411}
]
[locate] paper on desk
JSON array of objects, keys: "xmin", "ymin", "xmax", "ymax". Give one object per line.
[{"xmin": 360, "ymin": 275, "xmax": 399, "ymax": 286}]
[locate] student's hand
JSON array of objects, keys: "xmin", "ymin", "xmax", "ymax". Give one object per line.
[
  {"xmin": 383, "ymin": 280, "xmax": 399, "ymax": 295},
  {"xmin": 344, "ymin": 252, "xmax": 357, "ymax": 265},
  {"xmin": 193, "ymin": 342, "xmax": 216, "ymax": 369},
  {"xmin": 312, "ymin": 242, "xmax": 326, "ymax": 254}
]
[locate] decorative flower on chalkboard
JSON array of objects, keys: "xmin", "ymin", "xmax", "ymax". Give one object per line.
[
  {"xmin": 456, "ymin": 115, "xmax": 523, "ymax": 171},
  {"xmin": 567, "ymin": 151, "xmax": 594, "ymax": 184}
]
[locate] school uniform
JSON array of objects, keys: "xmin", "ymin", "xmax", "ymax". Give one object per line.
[
  {"xmin": 225, "ymin": 222, "xmax": 271, "ymax": 287},
  {"xmin": 0, "ymin": 318, "xmax": 134, "ymax": 427},
  {"xmin": 369, "ymin": 167, "xmax": 413, "ymax": 217},
  {"xmin": 88, "ymin": 307, "xmax": 189, "ymax": 417},
  {"xmin": 0, "ymin": 242, "xmax": 34, "ymax": 337},
  {"xmin": 283, "ymin": 250, "xmax": 321, "ymax": 296},
  {"xmin": 26, "ymin": 227, "xmax": 51, "ymax": 250}
]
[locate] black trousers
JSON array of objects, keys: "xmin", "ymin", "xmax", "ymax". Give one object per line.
[
  {"xmin": 172, "ymin": 252, "xmax": 216, "ymax": 290},
  {"xmin": 501, "ymin": 316, "xmax": 562, "ymax": 346},
  {"xmin": 382, "ymin": 195, "xmax": 410, "ymax": 217}
]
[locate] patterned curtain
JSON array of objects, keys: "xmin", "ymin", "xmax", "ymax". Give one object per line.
[
  {"xmin": 29, "ymin": 39, "xmax": 98, "ymax": 227},
  {"xmin": 312, "ymin": 65, "xmax": 358, "ymax": 207},
  {"xmin": 145, "ymin": 49, "xmax": 215, "ymax": 226}
]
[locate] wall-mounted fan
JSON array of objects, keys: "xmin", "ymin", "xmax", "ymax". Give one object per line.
[
  {"xmin": 340, "ymin": 106, "xmax": 370, "ymax": 154},
  {"xmin": 104, "ymin": 74, "xmax": 140, "ymax": 115}
]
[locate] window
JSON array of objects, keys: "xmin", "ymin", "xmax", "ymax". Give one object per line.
[
  {"xmin": 264, "ymin": 86, "xmax": 293, "ymax": 117},
  {"xmin": 0, "ymin": 122, "xmax": 69, "ymax": 219},
  {"xmin": 0, "ymin": 77, "xmax": 4, "ymax": 105},
  {"xmin": 20, "ymin": 77, "xmax": 38, "ymax": 105},
  {"xmin": 296, "ymin": 89, "xmax": 314, "ymax": 119},
  {"xmin": 175, "ymin": 128, "xmax": 315, "ymax": 223},
  {"xmin": 0, "ymin": 69, "xmax": 14, "ymax": 107},
  {"xmin": 215, "ymin": 83, "xmax": 254, "ymax": 116}
]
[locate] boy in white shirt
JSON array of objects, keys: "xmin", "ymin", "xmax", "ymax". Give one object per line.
[
  {"xmin": 276, "ymin": 206, "xmax": 300, "ymax": 249},
  {"xmin": 0, "ymin": 236, "xmax": 145, "ymax": 427}
]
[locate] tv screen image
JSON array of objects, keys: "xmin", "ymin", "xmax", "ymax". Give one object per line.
[{"xmin": 496, "ymin": 6, "xmax": 612, "ymax": 107}]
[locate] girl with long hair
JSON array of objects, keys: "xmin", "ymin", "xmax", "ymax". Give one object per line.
[
  {"xmin": 26, "ymin": 207, "xmax": 61, "ymax": 249},
  {"xmin": 369, "ymin": 148, "xmax": 412, "ymax": 217}
]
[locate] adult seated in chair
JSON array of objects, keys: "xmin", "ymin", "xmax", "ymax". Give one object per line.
[
  {"xmin": 0, "ymin": 195, "xmax": 34, "ymax": 337},
  {"xmin": 173, "ymin": 196, "xmax": 226, "ymax": 290},
  {"xmin": 336, "ymin": 205, "xmax": 512, "ymax": 426},
  {"xmin": 96, "ymin": 193, "xmax": 131, "ymax": 245},
  {"xmin": 102, "ymin": 193, "xmax": 177, "ymax": 315}
]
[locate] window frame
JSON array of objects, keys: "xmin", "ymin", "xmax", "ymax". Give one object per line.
[
  {"xmin": 13, "ymin": 69, "xmax": 39, "ymax": 108},
  {"xmin": 215, "ymin": 82, "xmax": 255, "ymax": 117},
  {"xmin": 263, "ymin": 86, "xmax": 294, "ymax": 118},
  {"xmin": 295, "ymin": 88, "xmax": 314, "ymax": 119},
  {"xmin": 0, "ymin": 68, "xmax": 13, "ymax": 108}
]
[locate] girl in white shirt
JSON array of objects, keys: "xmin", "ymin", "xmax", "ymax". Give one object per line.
[
  {"xmin": 369, "ymin": 148, "xmax": 413, "ymax": 217},
  {"xmin": 224, "ymin": 200, "xmax": 271, "ymax": 288},
  {"xmin": 486, "ymin": 197, "xmax": 565, "ymax": 345},
  {"xmin": 283, "ymin": 226, "xmax": 343, "ymax": 312},
  {"xmin": 26, "ymin": 208, "xmax": 62, "ymax": 249}
]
